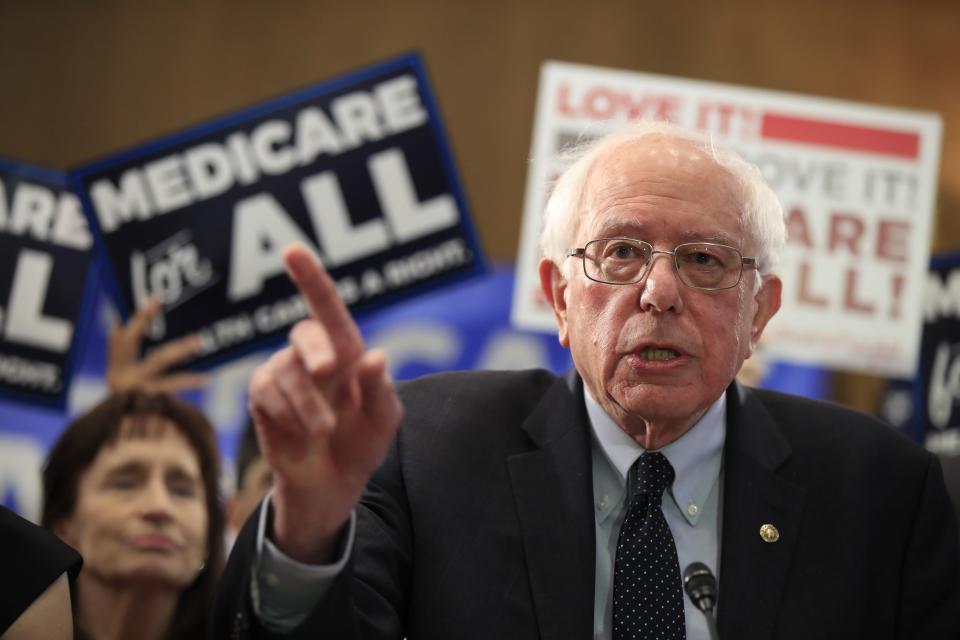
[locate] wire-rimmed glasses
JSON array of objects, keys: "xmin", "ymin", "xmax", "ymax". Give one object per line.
[{"xmin": 567, "ymin": 237, "xmax": 757, "ymax": 291}]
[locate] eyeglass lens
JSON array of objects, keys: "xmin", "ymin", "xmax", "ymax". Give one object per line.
[{"xmin": 584, "ymin": 238, "xmax": 743, "ymax": 289}]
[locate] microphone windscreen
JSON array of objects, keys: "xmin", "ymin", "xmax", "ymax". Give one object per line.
[{"xmin": 683, "ymin": 562, "xmax": 717, "ymax": 613}]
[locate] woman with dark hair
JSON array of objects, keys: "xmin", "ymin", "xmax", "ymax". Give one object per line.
[{"xmin": 41, "ymin": 390, "xmax": 224, "ymax": 640}]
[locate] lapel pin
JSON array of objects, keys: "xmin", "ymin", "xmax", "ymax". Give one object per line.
[{"xmin": 759, "ymin": 523, "xmax": 780, "ymax": 543}]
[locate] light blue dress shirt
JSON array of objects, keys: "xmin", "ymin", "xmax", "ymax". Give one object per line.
[
  {"xmin": 254, "ymin": 388, "xmax": 726, "ymax": 639},
  {"xmin": 585, "ymin": 388, "xmax": 725, "ymax": 640}
]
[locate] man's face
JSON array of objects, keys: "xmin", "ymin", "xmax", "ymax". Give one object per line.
[
  {"xmin": 541, "ymin": 136, "xmax": 781, "ymax": 444},
  {"xmin": 56, "ymin": 417, "xmax": 209, "ymax": 589}
]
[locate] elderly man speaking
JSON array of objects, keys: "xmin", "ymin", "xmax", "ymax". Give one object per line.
[{"xmin": 212, "ymin": 121, "xmax": 959, "ymax": 640}]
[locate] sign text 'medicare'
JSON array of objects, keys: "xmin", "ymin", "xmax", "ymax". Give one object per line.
[{"xmin": 91, "ymin": 75, "xmax": 425, "ymax": 233}]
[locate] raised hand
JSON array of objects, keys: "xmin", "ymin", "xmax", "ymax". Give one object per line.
[
  {"xmin": 247, "ymin": 243, "xmax": 403, "ymax": 563},
  {"xmin": 106, "ymin": 298, "xmax": 208, "ymax": 394}
]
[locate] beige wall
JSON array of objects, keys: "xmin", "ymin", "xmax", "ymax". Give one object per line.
[{"xmin": 2, "ymin": 0, "xmax": 957, "ymax": 410}]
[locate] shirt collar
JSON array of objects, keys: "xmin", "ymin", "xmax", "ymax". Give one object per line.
[{"xmin": 585, "ymin": 386, "xmax": 726, "ymax": 526}]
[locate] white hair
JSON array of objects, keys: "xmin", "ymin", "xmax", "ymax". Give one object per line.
[{"xmin": 539, "ymin": 120, "xmax": 786, "ymax": 285}]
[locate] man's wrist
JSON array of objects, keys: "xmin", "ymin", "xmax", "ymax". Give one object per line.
[
  {"xmin": 254, "ymin": 494, "xmax": 357, "ymax": 632},
  {"xmin": 269, "ymin": 484, "xmax": 354, "ymax": 563}
]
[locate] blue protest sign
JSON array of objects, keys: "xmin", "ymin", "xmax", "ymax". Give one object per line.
[
  {"xmin": 0, "ymin": 158, "xmax": 97, "ymax": 409},
  {"xmin": 917, "ymin": 252, "xmax": 960, "ymax": 451},
  {"xmin": 70, "ymin": 52, "xmax": 486, "ymax": 370}
]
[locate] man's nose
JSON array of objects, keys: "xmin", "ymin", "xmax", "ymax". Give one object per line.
[{"xmin": 639, "ymin": 251, "xmax": 684, "ymax": 313}]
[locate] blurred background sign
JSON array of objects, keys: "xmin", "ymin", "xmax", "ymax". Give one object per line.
[
  {"xmin": 513, "ymin": 61, "xmax": 942, "ymax": 379},
  {"xmin": 918, "ymin": 253, "xmax": 960, "ymax": 454},
  {"xmin": 0, "ymin": 159, "xmax": 97, "ymax": 409},
  {"xmin": 71, "ymin": 52, "xmax": 486, "ymax": 372}
]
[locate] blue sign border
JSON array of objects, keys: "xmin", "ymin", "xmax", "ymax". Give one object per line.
[{"xmin": 913, "ymin": 251, "xmax": 960, "ymax": 443}]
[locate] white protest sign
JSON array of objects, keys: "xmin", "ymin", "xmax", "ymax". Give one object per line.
[{"xmin": 513, "ymin": 61, "xmax": 941, "ymax": 378}]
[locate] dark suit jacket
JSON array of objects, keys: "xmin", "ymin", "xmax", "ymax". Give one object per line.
[
  {"xmin": 941, "ymin": 453, "xmax": 960, "ymax": 549},
  {"xmin": 211, "ymin": 369, "xmax": 960, "ymax": 639}
]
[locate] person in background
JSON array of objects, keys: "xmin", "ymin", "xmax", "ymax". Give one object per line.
[
  {"xmin": 105, "ymin": 297, "xmax": 208, "ymax": 395},
  {"xmin": 37, "ymin": 297, "xmax": 221, "ymax": 640},
  {"xmin": 41, "ymin": 390, "xmax": 224, "ymax": 640},
  {"xmin": 227, "ymin": 418, "xmax": 274, "ymax": 549},
  {"xmin": 0, "ymin": 505, "xmax": 80, "ymax": 639},
  {"xmin": 108, "ymin": 297, "xmax": 275, "ymax": 551},
  {"xmin": 216, "ymin": 120, "xmax": 958, "ymax": 639}
]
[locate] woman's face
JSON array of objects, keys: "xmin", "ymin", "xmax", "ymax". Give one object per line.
[{"xmin": 56, "ymin": 416, "xmax": 209, "ymax": 589}]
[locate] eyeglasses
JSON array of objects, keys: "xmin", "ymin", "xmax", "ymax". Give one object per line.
[{"xmin": 567, "ymin": 237, "xmax": 757, "ymax": 290}]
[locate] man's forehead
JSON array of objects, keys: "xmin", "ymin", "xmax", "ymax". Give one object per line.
[
  {"xmin": 584, "ymin": 136, "xmax": 739, "ymax": 207},
  {"xmin": 575, "ymin": 134, "xmax": 746, "ymax": 244},
  {"xmin": 591, "ymin": 135, "xmax": 719, "ymax": 179}
]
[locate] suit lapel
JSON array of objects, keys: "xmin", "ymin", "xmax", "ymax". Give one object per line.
[
  {"xmin": 507, "ymin": 371, "xmax": 596, "ymax": 640},
  {"xmin": 717, "ymin": 382, "xmax": 806, "ymax": 640}
]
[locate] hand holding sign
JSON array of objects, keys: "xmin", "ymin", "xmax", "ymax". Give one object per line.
[
  {"xmin": 106, "ymin": 298, "xmax": 208, "ymax": 394},
  {"xmin": 248, "ymin": 243, "xmax": 403, "ymax": 563}
]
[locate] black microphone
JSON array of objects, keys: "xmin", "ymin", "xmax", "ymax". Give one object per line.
[{"xmin": 683, "ymin": 562, "xmax": 720, "ymax": 640}]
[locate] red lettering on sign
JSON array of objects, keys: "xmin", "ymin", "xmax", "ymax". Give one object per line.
[
  {"xmin": 889, "ymin": 274, "xmax": 904, "ymax": 319},
  {"xmin": 695, "ymin": 102, "xmax": 760, "ymax": 139},
  {"xmin": 797, "ymin": 262, "xmax": 829, "ymax": 308},
  {"xmin": 785, "ymin": 207, "xmax": 813, "ymax": 249},
  {"xmin": 557, "ymin": 83, "xmax": 576, "ymax": 116},
  {"xmin": 828, "ymin": 213, "xmax": 865, "ymax": 256},
  {"xmin": 554, "ymin": 83, "xmax": 680, "ymax": 122},
  {"xmin": 843, "ymin": 269, "xmax": 875, "ymax": 314},
  {"xmin": 876, "ymin": 220, "xmax": 910, "ymax": 263}
]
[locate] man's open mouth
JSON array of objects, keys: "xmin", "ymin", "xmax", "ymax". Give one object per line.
[{"xmin": 639, "ymin": 348, "xmax": 680, "ymax": 361}]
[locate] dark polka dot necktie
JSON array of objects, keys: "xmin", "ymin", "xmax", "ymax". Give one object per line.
[{"xmin": 613, "ymin": 451, "xmax": 685, "ymax": 640}]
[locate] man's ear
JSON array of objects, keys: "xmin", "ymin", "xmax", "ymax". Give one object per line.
[
  {"xmin": 750, "ymin": 275, "xmax": 782, "ymax": 350},
  {"xmin": 539, "ymin": 258, "xmax": 571, "ymax": 347}
]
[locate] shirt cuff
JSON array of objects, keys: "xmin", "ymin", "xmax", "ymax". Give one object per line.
[{"xmin": 251, "ymin": 491, "xmax": 357, "ymax": 633}]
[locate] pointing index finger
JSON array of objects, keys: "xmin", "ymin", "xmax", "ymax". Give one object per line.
[{"xmin": 282, "ymin": 243, "xmax": 365, "ymax": 361}]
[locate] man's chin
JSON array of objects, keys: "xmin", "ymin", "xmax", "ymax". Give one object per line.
[{"xmin": 605, "ymin": 381, "xmax": 704, "ymax": 425}]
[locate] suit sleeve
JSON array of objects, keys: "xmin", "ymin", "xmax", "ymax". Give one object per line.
[
  {"xmin": 896, "ymin": 453, "xmax": 960, "ymax": 639},
  {"xmin": 208, "ymin": 436, "xmax": 413, "ymax": 640}
]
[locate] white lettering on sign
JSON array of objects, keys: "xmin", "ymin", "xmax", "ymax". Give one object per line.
[
  {"xmin": 0, "ymin": 249, "xmax": 72, "ymax": 352},
  {"xmin": 370, "ymin": 149, "xmax": 457, "ymax": 242},
  {"xmin": 0, "ymin": 182, "xmax": 91, "ymax": 250},
  {"xmin": 0, "ymin": 354, "xmax": 60, "ymax": 391},
  {"xmin": 228, "ymin": 147, "xmax": 459, "ymax": 302},
  {"xmin": 928, "ymin": 342, "xmax": 960, "ymax": 430},
  {"xmin": 227, "ymin": 194, "xmax": 316, "ymax": 300},
  {"xmin": 925, "ymin": 269, "xmax": 960, "ymax": 322},
  {"xmin": 130, "ymin": 232, "xmax": 215, "ymax": 311},
  {"xmin": 301, "ymin": 172, "xmax": 390, "ymax": 265},
  {"xmin": 252, "ymin": 293, "xmax": 309, "ymax": 334},
  {"xmin": 90, "ymin": 74, "xmax": 428, "ymax": 233}
]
